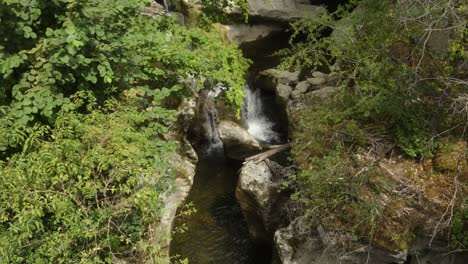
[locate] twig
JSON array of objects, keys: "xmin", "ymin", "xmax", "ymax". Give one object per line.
[
  {"xmin": 244, "ymin": 143, "xmax": 292, "ymax": 164},
  {"xmin": 429, "ymin": 175, "xmax": 458, "ymax": 247}
]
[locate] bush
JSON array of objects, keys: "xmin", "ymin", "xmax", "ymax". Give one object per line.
[
  {"xmin": 287, "ymin": 0, "xmax": 468, "ymax": 250},
  {"xmin": 0, "ymin": 91, "xmax": 177, "ymax": 263},
  {"xmin": 0, "ymin": 0, "xmax": 250, "ymax": 262},
  {"xmin": 281, "ymin": 0, "xmax": 467, "ymax": 158}
]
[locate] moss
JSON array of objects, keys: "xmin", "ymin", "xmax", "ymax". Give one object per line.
[
  {"xmin": 434, "ymin": 139, "xmax": 468, "ymax": 175},
  {"xmin": 294, "ymin": 142, "xmax": 468, "ymax": 253},
  {"xmin": 373, "ymin": 199, "xmax": 426, "ymax": 252}
]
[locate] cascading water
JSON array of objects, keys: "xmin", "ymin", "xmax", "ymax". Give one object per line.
[
  {"xmin": 198, "ymin": 87, "xmax": 224, "ymax": 154},
  {"xmin": 242, "ymin": 84, "xmax": 281, "ymax": 144},
  {"xmin": 171, "ymin": 80, "xmax": 286, "ymax": 263},
  {"xmin": 170, "ymin": 87, "xmax": 271, "ymax": 264}
]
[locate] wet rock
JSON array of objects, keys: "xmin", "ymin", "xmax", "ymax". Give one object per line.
[
  {"xmin": 177, "ymin": 98, "xmax": 197, "ymax": 133},
  {"xmin": 158, "ymin": 142, "xmax": 197, "ymax": 261},
  {"xmin": 218, "ymin": 120, "xmax": 261, "ymax": 160},
  {"xmin": 256, "ymin": 69, "xmax": 299, "ymax": 92},
  {"xmin": 311, "ymin": 71, "xmax": 328, "ymax": 79},
  {"xmin": 214, "ymin": 23, "xmax": 282, "ymax": 45},
  {"xmin": 408, "ymin": 249, "xmax": 468, "ymax": 264},
  {"xmin": 190, "ymin": 92, "xmax": 220, "ymax": 145},
  {"xmin": 236, "ymin": 160, "xmax": 282, "ymax": 241},
  {"xmin": 306, "ymin": 77, "xmax": 326, "ymax": 86},
  {"xmin": 294, "ymin": 81, "xmax": 311, "ymax": 94},
  {"xmin": 405, "ymin": 235, "xmax": 468, "ymax": 264},
  {"xmin": 276, "ymin": 84, "xmax": 292, "ymax": 106}
]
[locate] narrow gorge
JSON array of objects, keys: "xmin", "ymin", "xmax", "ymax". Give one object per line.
[
  {"xmin": 165, "ymin": 0, "xmax": 468, "ymax": 264},
  {"xmin": 170, "ymin": 31, "xmax": 290, "ymax": 263},
  {"xmin": 0, "ymin": 0, "xmax": 465, "ymax": 263}
]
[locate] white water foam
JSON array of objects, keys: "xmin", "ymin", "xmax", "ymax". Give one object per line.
[{"xmin": 242, "ymin": 85, "xmax": 280, "ymax": 143}]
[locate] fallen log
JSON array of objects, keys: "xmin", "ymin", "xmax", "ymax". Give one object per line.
[{"xmin": 244, "ymin": 143, "xmax": 292, "ymax": 164}]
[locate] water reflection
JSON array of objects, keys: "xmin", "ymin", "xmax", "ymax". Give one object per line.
[{"xmin": 170, "ymin": 151, "xmax": 271, "ymax": 264}]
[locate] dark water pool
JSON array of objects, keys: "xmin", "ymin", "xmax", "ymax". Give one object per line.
[{"xmin": 170, "ymin": 147, "xmax": 271, "ymax": 264}]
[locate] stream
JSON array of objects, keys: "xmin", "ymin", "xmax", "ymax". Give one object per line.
[
  {"xmin": 170, "ymin": 82, "xmax": 284, "ymax": 263},
  {"xmin": 169, "ymin": 145, "xmax": 272, "ymax": 264},
  {"xmin": 170, "ymin": 27, "xmax": 290, "ymax": 263}
]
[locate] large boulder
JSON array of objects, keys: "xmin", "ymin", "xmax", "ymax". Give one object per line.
[
  {"xmin": 156, "ymin": 97, "xmax": 199, "ymax": 261},
  {"xmin": 236, "ymin": 160, "xmax": 282, "ymax": 241},
  {"xmin": 218, "ymin": 120, "xmax": 261, "ymax": 160},
  {"xmin": 179, "ymin": 0, "xmax": 325, "ymax": 22},
  {"xmin": 244, "ymin": 0, "xmax": 326, "ymax": 21},
  {"xmin": 276, "ymin": 84, "xmax": 293, "ymax": 106},
  {"xmin": 255, "ymin": 69, "xmax": 299, "ymax": 92},
  {"xmin": 308, "ymin": 86, "xmax": 341, "ymax": 99},
  {"xmin": 306, "ymin": 77, "xmax": 326, "ymax": 86},
  {"xmin": 274, "ymin": 217, "xmax": 408, "ymax": 264},
  {"xmin": 214, "ymin": 23, "xmax": 282, "ymax": 45},
  {"xmin": 274, "ymin": 217, "xmax": 339, "ymax": 264},
  {"xmin": 291, "ymin": 81, "xmax": 311, "ymax": 99},
  {"xmin": 140, "ymin": 1, "xmax": 166, "ymax": 17},
  {"xmin": 275, "ymin": 218, "xmax": 468, "ymax": 264},
  {"xmin": 158, "ymin": 145, "xmax": 197, "ymax": 261}
]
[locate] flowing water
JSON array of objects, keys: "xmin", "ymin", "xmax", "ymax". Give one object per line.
[
  {"xmin": 242, "ymin": 84, "xmax": 282, "ymax": 144},
  {"xmin": 169, "ymin": 145, "xmax": 271, "ymax": 264},
  {"xmin": 170, "ymin": 34, "xmax": 287, "ymax": 262},
  {"xmin": 170, "ymin": 91, "xmax": 272, "ymax": 263}
]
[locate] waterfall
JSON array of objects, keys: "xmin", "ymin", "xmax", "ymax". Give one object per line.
[
  {"xmin": 197, "ymin": 89, "xmax": 223, "ymax": 154},
  {"xmin": 162, "ymin": 0, "xmax": 169, "ymax": 12},
  {"xmin": 203, "ymin": 99, "xmax": 221, "ymax": 145},
  {"xmin": 242, "ymin": 85, "xmax": 280, "ymax": 143}
]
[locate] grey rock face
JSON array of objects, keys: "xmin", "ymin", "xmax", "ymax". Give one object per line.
[
  {"xmin": 276, "ymin": 84, "xmax": 293, "ymax": 106},
  {"xmin": 308, "ymin": 86, "xmax": 341, "ymax": 99},
  {"xmin": 294, "ymin": 81, "xmax": 311, "ymax": 94},
  {"xmin": 158, "ymin": 98, "xmax": 199, "ymax": 261},
  {"xmin": 236, "ymin": 160, "xmax": 282, "ymax": 241},
  {"xmin": 306, "ymin": 77, "xmax": 327, "ymax": 86},
  {"xmin": 274, "ymin": 217, "xmax": 339, "ymax": 264},
  {"xmin": 215, "ymin": 23, "xmax": 282, "ymax": 45},
  {"xmin": 218, "ymin": 121, "xmax": 261, "ymax": 160},
  {"xmin": 311, "ymin": 71, "xmax": 328, "ymax": 79},
  {"xmin": 245, "ymin": 0, "xmax": 326, "ymax": 21},
  {"xmin": 256, "ymin": 69, "xmax": 300, "ymax": 92}
]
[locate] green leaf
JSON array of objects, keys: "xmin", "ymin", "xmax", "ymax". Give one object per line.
[{"xmin": 60, "ymin": 55, "xmax": 70, "ymax": 64}]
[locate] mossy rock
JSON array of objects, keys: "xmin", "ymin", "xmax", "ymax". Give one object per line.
[
  {"xmin": 434, "ymin": 139, "xmax": 467, "ymax": 175},
  {"xmin": 373, "ymin": 201, "xmax": 415, "ymax": 252}
]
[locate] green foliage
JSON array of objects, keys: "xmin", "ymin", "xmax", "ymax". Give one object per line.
[
  {"xmin": 282, "ymin": 0, "xmax": 467, "ymax": 158},
  {"xmin": 0, "ymin": 89, "xmax": 177, "ymax": 263},
  {"xmin": 451, "ymin": 199, "xmax": 468, "ymax": 250},
  {"xmin": 287, "ymin": 0, "xmax": 468, "ymax": 249},
  {"xmin": 0, "ymin": 0, "xmax": 249, "ymax": 262},
  {"xmin": 0, "ymin": 0, "xmax": 249, "ymax": 128},
  {"xmin": 197, "ymin": 0, "xmax": 249, "ymax": 25},
  {"xmin": 292, "ymin": 152, "xmax": 381, "ymax": 240}
]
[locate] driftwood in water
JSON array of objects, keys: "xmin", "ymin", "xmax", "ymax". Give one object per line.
[{"xmin": 244, "ymin": 143, "xmax": 292, "ymax": 164}]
